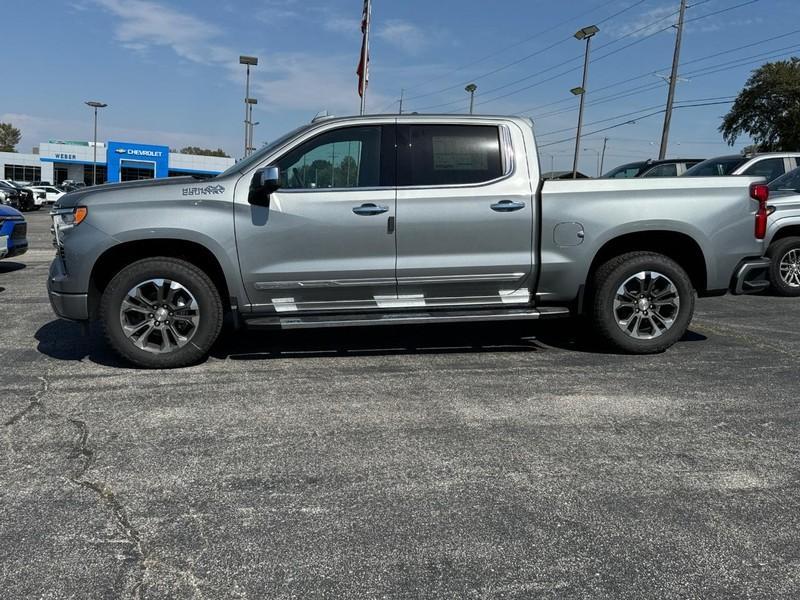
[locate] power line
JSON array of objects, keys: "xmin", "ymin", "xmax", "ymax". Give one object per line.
[
  {"xmin": 402, "ymin": 0, "xmax": 652, "ymax": 102},
  {"xmin": 408, "ymin": 0, "xmax": 755, "ymax": 113},
  {"xmin": 518, "ymin": 28, "xmax": 800, "ymax": 116},
  {"xmin": 538, "ymin": 100, "xmax": 734, "ymax": 148},
  {"xmin": 401, "ymin": 0, "xmax": 620, "ymax": 95},
  {"xmin": 528, "ymin": 41, "xmax": 800, "ymax": 122}
]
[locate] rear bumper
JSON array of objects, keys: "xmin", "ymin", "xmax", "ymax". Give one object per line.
[{"xmin": 730, "ymin": 258, "xmax": 770, "ymax": 295}]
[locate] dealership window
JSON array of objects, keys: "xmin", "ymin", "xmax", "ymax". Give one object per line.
[
  {"xmin": 4, "ymin": 164, "xmax": 42, "ymax": 183},
  {"xmin": 83, "ymin": 166, "xmax": 107, "ymax": 186}
]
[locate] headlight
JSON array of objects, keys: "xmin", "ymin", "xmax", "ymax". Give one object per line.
[
  {"xmin": 51, "ymin": 207, "xmax": 88, "ymax": 246},
  {"xmin": 52, "ymin": 206, "xmax": 88, "ymax": 228}
]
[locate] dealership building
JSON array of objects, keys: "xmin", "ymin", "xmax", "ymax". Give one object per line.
[{"xmin": 0, "ymin": 140, "xmax": 235, "ymax": 185}]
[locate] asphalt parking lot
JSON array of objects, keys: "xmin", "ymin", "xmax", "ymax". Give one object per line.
[{"xmin": 1, "ymin": 209, "xmax": 799, "ymax": 599}]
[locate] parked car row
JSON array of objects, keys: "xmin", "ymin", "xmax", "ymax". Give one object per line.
[
  {"xmin": 603, "ymin": 152, "xmax": 800, "ymax": 182},
  {"xmin": 0, "ymin": 179, "xmax": 66, "ymax": 211}
]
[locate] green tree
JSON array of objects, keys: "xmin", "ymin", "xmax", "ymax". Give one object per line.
[
  {"xmin": 720, "ymin": 57, "xmax": 800, "ymax": 151},
  {"xmin": 0, "ymin": 122, "xmax": 22, "ymax": 152},
  {"xmin": 178, "ymin": 146, "xmax": 230, "ymax": 158}
]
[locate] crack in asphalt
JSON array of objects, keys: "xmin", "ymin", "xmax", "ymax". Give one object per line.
[
  {"xmin": 4, "ymin": 376, "xmax": 49, "ymax": 426},
  {"xmin": 4, "ymin": 374, "xmax": 148, "ymax": 598},
  {"xmin": 67, "ymin": 418, "xmax": 147, "ymax": 599}
]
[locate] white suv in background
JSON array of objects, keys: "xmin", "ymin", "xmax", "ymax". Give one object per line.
[
  {"xmin": 684, "ymin": 152, "xmax": 800, "ymax": 182},
  {"xmin": 25, "ymin": 185, "xmax": 65, "ymax": 206}
]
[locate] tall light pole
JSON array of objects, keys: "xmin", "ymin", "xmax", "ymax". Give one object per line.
[
  {"xmin": 583, "ymin": 147, "xmax": 601, "ymax": 177},
  {"xmin": 85, "ymin": 101, "xmax": 107, "ymax": 186},
  {"xmin": 659, "ymin": 0, "xmax": 687, "ymax": 159},
  {"xmin": 571, "ymin": 25, "xmax": 599, "ymax": 179},
  {"xmin": 239, "ymin": 55, "xmax": 258, "ymax": 158},
  {"xmin": 251, "ymin": 121, "xmax": 260, "ymax": 152},
  {"xmin": 245, "ymin": 97, "xmax": 258, "ymax": 156},
  {"xmin": 465, "ymin": 83, "xmax": 477, "ymax": 114}
]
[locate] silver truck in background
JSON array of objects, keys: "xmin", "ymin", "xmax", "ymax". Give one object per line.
[
  {"xmin": 764, "ymin": 167, "xmax": 800, "ymax": 296},
  {"xmin": 48, "ymin": 115, "xmax": 771, "ymax": 368}
]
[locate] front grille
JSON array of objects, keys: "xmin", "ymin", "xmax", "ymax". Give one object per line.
[{"xmin": 11, "ymin": 222, "xmax": 27, "ymax": 240}]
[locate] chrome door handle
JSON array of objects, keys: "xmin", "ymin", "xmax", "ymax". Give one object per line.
[
  {"xmin": 352, "ymin": 203, "xmax": 390, "ymax": 216},
  {"xmin": 490, "ymin": 200, "xmax": 526, "ymax": 212}
]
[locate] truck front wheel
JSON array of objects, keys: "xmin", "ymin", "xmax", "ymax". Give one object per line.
[
  {"xmin": 100, "ymin": 257, "xmax": 224, "ymax": 368},
  {"xmin": 590, "ymin": 252, "xmax": 695, "ymax": 354}
]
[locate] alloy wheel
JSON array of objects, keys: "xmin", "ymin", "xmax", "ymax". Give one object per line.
[
  {"xmin": 779, "ymin": 248, "xmax": 800, "ymax": 288},
  {"xmin": 613, "ymin": 270, "xmax": 680, "ymax": 340},
  {"xmin": 119, "ymin": 278, "xmax": 200, "ymax": 354}
]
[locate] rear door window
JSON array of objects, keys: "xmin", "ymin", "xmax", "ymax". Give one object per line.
[
  {"xmin": 743, "ymin": 158, "xmax": 785, "ymax": 181},
  {"xmin": 398, "ymin": 125, "xmax": 503, "ymax": 186}
]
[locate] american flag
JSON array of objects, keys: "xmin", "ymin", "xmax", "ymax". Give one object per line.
[{"xmin": 356, "ymin": 0, "xmax": 371, "ymax": 98}]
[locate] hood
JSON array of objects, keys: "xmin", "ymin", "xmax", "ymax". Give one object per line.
[
  {"xmin": 55, "ymin": 176, "xmax": 205, "ymax": 209},
  {"xmin": 0, "ymin": 204, "xmax": 24, "ymax": 219}
]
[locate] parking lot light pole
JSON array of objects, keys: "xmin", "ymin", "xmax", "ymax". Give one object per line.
[
  {"xmin": 583, "ymin": 147, "xmax": 601, "ymax": 177},
  {"xmin": 571, "ymin": 25, "xmax": 599, "ymax": 179},
  {"xmin": 245, "ymin": 98, "xmax": 258, "ymax": 156},
  {"xmin": 465, "ymin": 83, "xmax": 477, "ymax": 114},
  {"xmin": 85, "ymin": 101, "xmax": 107, "ymax": 186},
  {"xmin": 239, "ymin": 55, "xmax": 258, "ymax": 158}
]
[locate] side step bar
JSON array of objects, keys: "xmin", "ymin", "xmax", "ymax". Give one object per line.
[{"xmin": 244, "ymin": 306, "xmax": 570, "ymax": 330}]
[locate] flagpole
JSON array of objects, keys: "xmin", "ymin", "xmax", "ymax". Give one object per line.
[{"xmin": 360, "ymin": 0, "xmax": 372, "ymax": 115}]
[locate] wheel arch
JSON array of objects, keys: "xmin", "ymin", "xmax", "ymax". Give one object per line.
[
  {"xmin": 88, "ymin": 238, "xmax": 235, "ymax": 320},
  {"xmin": 768, "ymin": 224, "xmax": 800, "ymax": 246},
  {"xmin": 586, "ymin": 230, "xmax": 708, "ymax": 298}
]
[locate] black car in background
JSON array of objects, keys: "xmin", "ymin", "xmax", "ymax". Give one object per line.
[
  {"xmin": 0, "ymin": 181, "xmax": 35, "ymax": 211},
  {"xmin": 603, "ymin": 158, "xmax": 704, "ymax": 178}
]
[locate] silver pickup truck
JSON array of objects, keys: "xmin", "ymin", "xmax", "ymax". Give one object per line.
[
  {"xmin": 48, "ymin": 115, "xmax": 770, "ymax": 368},
  {"xmin": 765, "ymin": 167, "xmax": 800, "ymax": 295}
]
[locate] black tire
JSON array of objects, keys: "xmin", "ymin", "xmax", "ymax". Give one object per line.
[
  {"xmin": 591, "ymin": 251, "xmax": 695, "ymax": 354},
  {"xmin": 766, "ymin": 237, "xmax": 800, "ymax": 297},
  {"xmin": 100, "ymin": 257, "xmax": 224, "ymax": 368}
]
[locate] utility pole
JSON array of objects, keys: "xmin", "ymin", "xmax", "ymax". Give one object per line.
[
  {"xmin": 399, "ymin": 89, "xmax": 404, "ymax": 114},
  {"xmin": 659, "ymin": 0, "xmax": 687, "ymax": 160},
  {"xmin": 571, "ymin": 25, "xmax": 599, "ymax": 179},
  {"xmin": 600, "ymin": 137, "xmax": 609, "ymax": 176}
]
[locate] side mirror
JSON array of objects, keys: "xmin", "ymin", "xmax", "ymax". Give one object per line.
[{"xmin": 248, "ymin": 166, "xmax": 281, "ymax": 207}]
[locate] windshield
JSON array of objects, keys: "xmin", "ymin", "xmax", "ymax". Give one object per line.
[
  {"xmin": 216, "ymin": 124, "xmax": 314, "ymax": 178},
  {"xmin": 603, "ymin": 162, "xmax": 647, "ymax": 178},
  {"xmin": 683, "ymin": 157, "xmax": 746, "ymax": 176},
  {"xmin": 769, "ymin": 167, "xmax": 800, "ymax": 192}
]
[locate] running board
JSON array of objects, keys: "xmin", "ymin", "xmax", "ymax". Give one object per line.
[{"xmin": 244, "ymin": 306, "xmax": 570, "ymax": 330}]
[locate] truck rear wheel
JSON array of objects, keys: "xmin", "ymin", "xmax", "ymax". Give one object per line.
[
  {"xmin": 766, "ymin": 237, "xmax": 800, "ymax": 297},
  {"xmin": 100, "ymin": 257, "xmax": 223, "ymax": 368},
  {"xmin": 590, "ymin": 252, "xmax": 695, "ymax": 354}
]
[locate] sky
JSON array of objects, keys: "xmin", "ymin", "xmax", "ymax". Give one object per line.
[{"xmin": 2, "ymin": 0, "xmax": 799, "ymax": 174}]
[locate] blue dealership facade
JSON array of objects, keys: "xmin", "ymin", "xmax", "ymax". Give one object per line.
[{"xmin": 1, "ymin": 140, "xmax": 234, "ymax": 185}]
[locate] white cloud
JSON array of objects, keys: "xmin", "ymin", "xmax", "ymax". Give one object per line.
[
  {"xmin": 250, "ymin": 53, "xmax": 392, "ymax": 116},
  {"xmin": 92, "ymin": 0, "xmax": 237, "ymax": 65},
  {"xmin": 607, "ymin": 6, "xmax": 679, "ymax": 39},
  {"xmin": 376, "ymin": 19, "xmax": 429, "ymax": 55}
]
